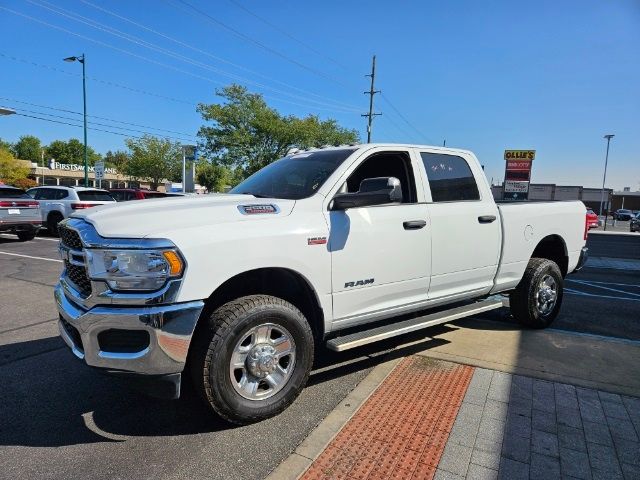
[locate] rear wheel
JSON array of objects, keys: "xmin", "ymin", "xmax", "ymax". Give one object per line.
[
  {"xmin": 47, "ymin": 212, "xmax": 64, "ymax": 236},
  {"xmin": 16, "ymin": 230, "xmax": 37, "ymax": 241},
  {"xmin": 509, "ymin": 258, "xmax": 563, "ymax": 329},
  {"xmin": 190, "ymin": 295, "xmax": 314, "ymax": 425}
]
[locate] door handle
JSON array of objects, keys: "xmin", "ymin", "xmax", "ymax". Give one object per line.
[
  {"xmin": 403, "ymin": 220, "xmax": 427, "ymax": 230},
  {"xmin": 478, "ymin": 215, "xmax": 497, "ymax": 224}
]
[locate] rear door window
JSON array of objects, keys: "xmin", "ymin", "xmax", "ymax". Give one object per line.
[
  {"xmin": 35, "ymin": 188, "xmax": 55, "ymax": 200},
  {"xmin": 420, "ymin": 152, "xmax": 480, "ymax": 202},
  {"xmin": 54, "ymin": 189, "xmax": 69, "ymax": 200},
  {"xmin": 78, "ymin": 190, "xmax": 115, "ymax": 202}
]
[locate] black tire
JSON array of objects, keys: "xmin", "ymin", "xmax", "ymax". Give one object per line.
[
  {"xmin": 47, "ymin": 212, "xmax": 64, "ymax": 236},
  {"xmin": 509, "ymin": 258, "xmax": 564, "ymax": 329},
  {"xmin": 16, "ymin": 230, "xmax": 37, "ymax": 241},
  {"xmin": 190, "ymin": 295, "xmax": 314, "ymax": 425}
]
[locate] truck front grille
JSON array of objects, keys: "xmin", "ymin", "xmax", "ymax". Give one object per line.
[
  {"xmin": 59, "ymin": 225, "xmax": 83, "ymax": 250},
  {"xmin": 65, "ymin": 260, "xmax": 92, "ymax": 297},
  {"xmin": 59, "ymin": 224, "xmax": 92, "ymax": 297}
]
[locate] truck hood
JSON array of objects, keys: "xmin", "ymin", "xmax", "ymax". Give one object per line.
[{"xmin": 72, "ymin": 194, "xmax": 296, "ymax": 238}]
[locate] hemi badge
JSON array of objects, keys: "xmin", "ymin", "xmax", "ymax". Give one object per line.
[
  {"xmin": 238, "ymin": 204, "xmax": 279, "ymax": 215},
  {"xmin": 308, "ymin": 237, "xmax": 327, "ymax": 245}
]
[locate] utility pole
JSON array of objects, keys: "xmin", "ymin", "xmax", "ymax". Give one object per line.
[
  {"xmin": 362, "ymin": 55, "xmax": 381, "ymax": 143},
  {"xmin": 599, "ymin": 134, "xmax": 614, "ymax": 231}
]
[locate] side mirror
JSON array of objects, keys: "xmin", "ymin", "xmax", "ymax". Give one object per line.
[{"xmin": 331, "ymin": 177, "xmax": 403, "ymax": 210}]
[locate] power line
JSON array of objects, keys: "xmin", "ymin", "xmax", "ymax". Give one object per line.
[
  {"xmin": 0, "ymin": 51, "xmax": 358, "ymax": 116},
  {"xmin": 15, "ymin": 112, "xmax": 149, "ymax": 140},
  {"xmin": 169, "ymin": 0, "xmax": 349, "ymax": 87},
  {"xmin": 380, "ymin": 93, "xmax": 434, "ymax": 144},
  {"xmin": 0, "ymin": 96, "xmax": 198, "ymax": 138},
  {"xmin": 11, "ymin": 107, "xmax": 196, "ymax": 142},
  {"xmin": 0, "ymin": 52, "xmax": 197, "ymax": 105},
  {"xmin": 77, "ymin": 0, "xmax": 354, "ymax": 110},
  {"xmin": 225, "ymin": 0, "xmax": 349, "ymax": 71},
  {"xmin": 7, "ymin": 3, "xmax": 361, "ymax": 114}
]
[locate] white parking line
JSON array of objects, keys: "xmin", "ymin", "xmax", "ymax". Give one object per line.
[
  {"xmin": 0, "ymin": 251, "xmax": 62, "ymax": 263},
  {"xmin": 0, "ymin": 233, "xmax": 59, "ymax": 242},
  {"xmin": 565, "ymin": 287, "xmax": 640, "ymax": 302},
  {"xmin": 567, "ymin": 279, "xmax": 640, "ymax": 288},
  {"xmin": 567, "ymin": 279, "xmax": 640, "ymax": 298}
]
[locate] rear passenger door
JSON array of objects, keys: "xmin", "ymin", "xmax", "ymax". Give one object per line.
[{"xmin": 418, "ymin": 151, "xmax": 501, "ymax": 300}]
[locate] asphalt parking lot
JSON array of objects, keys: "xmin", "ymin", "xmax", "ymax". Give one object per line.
[{"xmin": 0, "ymin": 231, "xmax": 638, "ymax": 479}]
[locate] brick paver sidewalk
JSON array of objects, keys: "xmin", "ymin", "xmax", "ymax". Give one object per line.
[{"xmin": 299, "ymin": 356, "xmax": 640, "ymax": 480}]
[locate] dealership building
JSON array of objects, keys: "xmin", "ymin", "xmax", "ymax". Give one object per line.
[{"xmin": 21, "ymin": 159, "xmax": 155, "ymax": 190}]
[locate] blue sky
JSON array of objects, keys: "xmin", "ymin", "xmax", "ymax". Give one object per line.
[{"xmin": 0, "ymin": 0, "xmax": 638, "ymax": 190}]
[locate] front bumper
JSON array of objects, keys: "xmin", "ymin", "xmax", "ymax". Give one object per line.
[
  {"xmin": 55, "ymin": 283, "xmax": 204, "ymax": 376},
  {"xmin": 573, "ymin": 246, "xmax": 589, "ymax": 272}
]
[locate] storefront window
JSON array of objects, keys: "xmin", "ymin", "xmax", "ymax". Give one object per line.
[{"xmin": 59, "ymin": 178, "xmax": 77, "ymax": 187}]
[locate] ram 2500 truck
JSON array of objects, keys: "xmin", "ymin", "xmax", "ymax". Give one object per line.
[{"xmin": 55, "ymin": 144, "xmax": 588, "ymax": 424}]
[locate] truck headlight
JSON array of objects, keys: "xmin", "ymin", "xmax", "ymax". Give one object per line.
[{"xmin": 86, "ymin": 249, "xmax": 184, "ymax": 291}]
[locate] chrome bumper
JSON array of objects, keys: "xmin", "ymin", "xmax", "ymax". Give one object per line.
[{"xmin": 55, "ymin": 283, "xmax": 204, "ymax": 375}]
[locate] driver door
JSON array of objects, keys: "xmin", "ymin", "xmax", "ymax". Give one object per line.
[{"xmin": 326, "ymin": 149, "xmax": 431, "ymax": 327}]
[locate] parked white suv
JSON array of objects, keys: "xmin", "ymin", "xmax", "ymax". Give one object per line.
[{"xmin": 27, "ymin": 186, "xmax": 115, "ymax": 236}]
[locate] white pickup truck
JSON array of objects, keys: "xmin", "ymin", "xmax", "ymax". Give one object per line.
[{"xmin": 55, "ymin": 144, "xmax": 588, "ymax": 424}]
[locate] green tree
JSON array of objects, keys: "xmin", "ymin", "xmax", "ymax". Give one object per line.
[
  {"xmin": 125, "ymin": 135, "xmax": 182, "ymax": 190},
  {"xmin": 0, "ymin": 138, "xmax": 13, "ymax": 152},
  {"xmin": 104, "ymin": 149, "xmax": 130, "ymax": 172},
  {"xmin": 46, "ymin": 138, "xmax": 101, "ymax": 165},
  {"xmin": 197, "ymin": 84, "xmax": 359, "ymax": 176},
  {"xmin": 196, "ymin": 161, "xmax": 234, "ymax": 192},
  {"xmin": 13, "ymin": 135, "xmax": 42, "ymax": 162},
  {"xmin": 0, "ymin": 148, "xmax": 31, "ymax": 185}
]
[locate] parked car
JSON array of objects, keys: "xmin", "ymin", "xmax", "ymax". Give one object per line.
[
  {"xmin": 27, "ymin": 186, "xmax": 115, "ymax": 236},
  {"xmin": 614, "ymin": 209, "xmax": 634, "ymax": 221},
  {"xmin": 0, "ymin": 185, "xmax": 41, "ymax": 241},
  {"xmin": 586, "ymin": 209, "xmax": 599, "ymax": 229},
  {"xmin": 631, "ymin": 213, "xmax": 640, "ymax": 233},
  {"xmin": 109, "ymin": 188, "xmax": 184, "ymax": 201},
  {"xmin": 55, "ymin": 144, "xmax": 588, "ymax": 424}
]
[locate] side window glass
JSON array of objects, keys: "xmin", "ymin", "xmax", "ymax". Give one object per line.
[
  {"xmin": 38, "ymin": 189, "xmax": 52, "ymax": 200},
  {"xmin": 345, "ymin": 151, "xmax": 417, "ymax": 203},
  {"xmin": 55, "ymin": 189, "xmax": 69, "ymax": 200},
  {"xmin": 420, "ymin": 153, "xmax": 480, "ymax": 202}
]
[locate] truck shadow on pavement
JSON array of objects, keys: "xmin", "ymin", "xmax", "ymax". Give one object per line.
[{"xmin": 0, "ymin": 327, "xmax": 454, "ymax": 448}]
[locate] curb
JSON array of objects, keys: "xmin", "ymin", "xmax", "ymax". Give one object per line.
[{"xmin": 265, "ymin": 356, "xmax": 403, "ymax": 480}]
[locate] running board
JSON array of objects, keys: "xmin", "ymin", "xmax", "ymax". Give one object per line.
[{"xmin": 326, "ymin": 297, "xmax": 505, "ymax": 352}]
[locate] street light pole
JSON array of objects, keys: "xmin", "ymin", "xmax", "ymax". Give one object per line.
[
  {"xmin": 599, "ymin": 134, "xmax": 614, "ymax": 231},
  {"xmin": 64, "ymin": 54, "xmax": 88, "ymax": 187}
]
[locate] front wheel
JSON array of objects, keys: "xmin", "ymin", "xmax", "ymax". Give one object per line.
[
  {"xmin": 509, "ymin": 258, "xmax": 564, "ymax": 329},
  {"xmin": 190, "ymin": 295, "xmax": 314, "ymax": 425}
]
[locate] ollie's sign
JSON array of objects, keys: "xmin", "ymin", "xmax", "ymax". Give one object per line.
[{"xmin": 503, "ymin": 150, "xmax": 535, "ymax": 201}]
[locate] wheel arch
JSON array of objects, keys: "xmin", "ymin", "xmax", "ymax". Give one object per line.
[
  {"xmin": 530, "ymin": 234, "xmax": 568, "ymax": 277},
  {"xmin": 196, "ymin": 267, "xmax": 325, "ymax": 342}
]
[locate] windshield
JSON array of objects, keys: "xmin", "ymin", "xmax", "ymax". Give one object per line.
[
  {"xmin": 230, "ymin": 148, "xmax": 356, "ymax": 200},
  {"xmin": 78, "ymin": 190, "xmax": 116, "ymax": 202}
]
